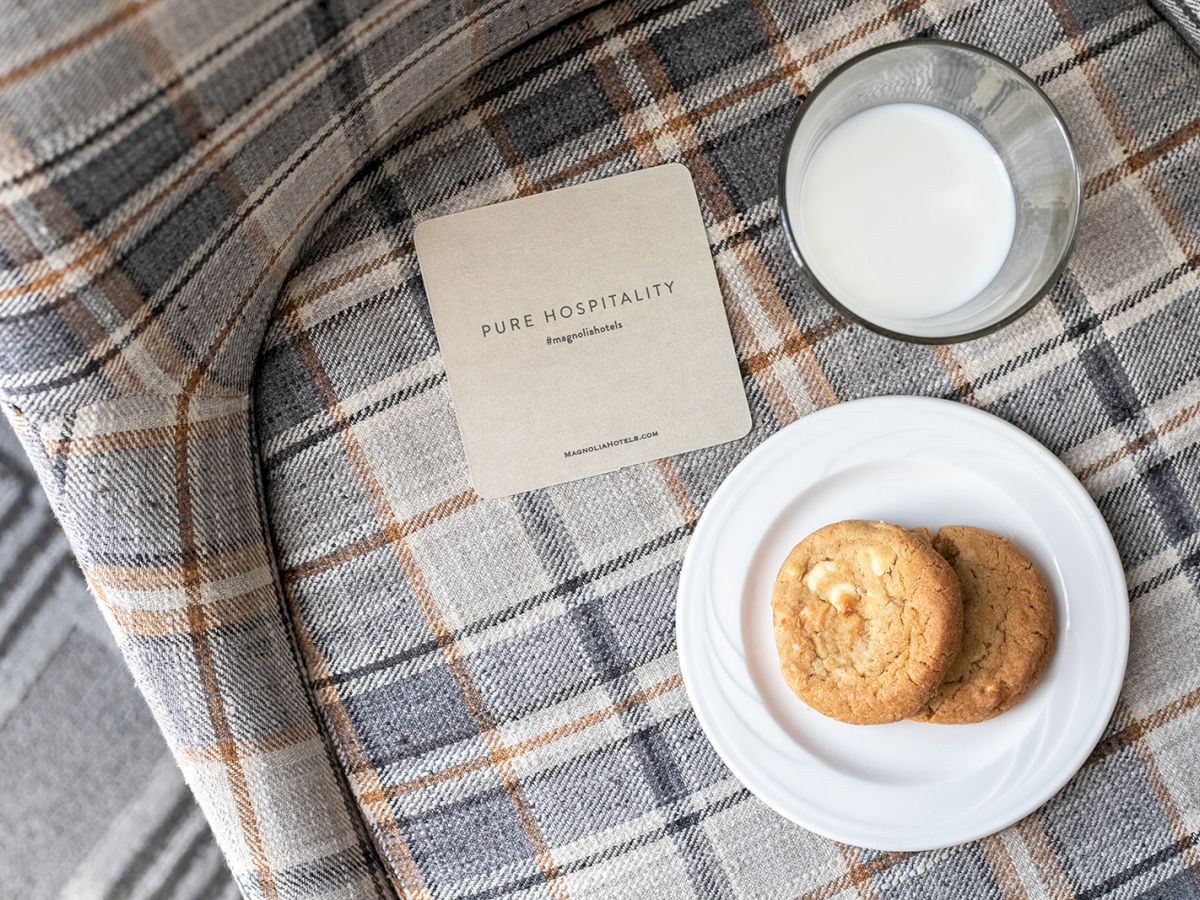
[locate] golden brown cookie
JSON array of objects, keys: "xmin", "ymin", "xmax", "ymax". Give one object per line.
[
  {"xmin": 771, "ymin": 520, "xmax": 963, "ymax": 724},
  {"xmin": 913, "ymin": 526, "xmax": 1056, "ymax": 724}
]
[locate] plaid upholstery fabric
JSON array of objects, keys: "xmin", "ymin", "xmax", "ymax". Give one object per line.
[
  {"xmin": 1151, "ymin": 0, "xmax": 1200, "ymax": 51},
  {"xmin": 0, "ymin": 419, "xmax": 235, "ymax": 898},
  {"xmin": 0, "ymin": 1, "xmax": 594, "ymax": 897},
  {"xmin": 259, "ymin": 0, "xmax": 1200, "ymax": 897},
  {"xmin": 3, "ymin": 1, "xmax": 1200, "ymax": 899}
]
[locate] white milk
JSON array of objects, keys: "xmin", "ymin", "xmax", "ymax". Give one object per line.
[{"xmin": 790, "ymin": 102, "xmax": 1016, "ymax": 320}]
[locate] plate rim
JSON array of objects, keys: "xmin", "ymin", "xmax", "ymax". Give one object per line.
[{"xmin": 676, "ymin": 395, "xmax": 1130, "ymax": 851}]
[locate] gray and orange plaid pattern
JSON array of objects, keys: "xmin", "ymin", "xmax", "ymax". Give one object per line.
[
  {"xmin": 2, "ymin": 0, "xmax": 1200, "ymax": 898},
  {"xmin": 0, "ymin": 420, "xmax": 235, "ymax": 897}
]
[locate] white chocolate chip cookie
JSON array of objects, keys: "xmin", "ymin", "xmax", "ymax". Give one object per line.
[{"xmin": 771, "ymin": 520, "xmax": 963, "ymax": 724}]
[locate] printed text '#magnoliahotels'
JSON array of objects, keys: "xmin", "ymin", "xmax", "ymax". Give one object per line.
[{"xmin": 479, "ymin": 281, "xmax": 676, "ymax": 338}]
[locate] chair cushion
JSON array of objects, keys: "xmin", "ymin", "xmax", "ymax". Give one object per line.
[{"xmin": 256, "ymin": 0, "xmax": 1200, "ymax": 896}]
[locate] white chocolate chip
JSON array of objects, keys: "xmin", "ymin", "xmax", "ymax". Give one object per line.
[
  {"xmin": 804, "ymin": 561, "xmax": 835, "ymax": 591},
  {"xmin": 868, "ymin": 551, "xmax": 888, "ymax": 576},
  {"xmin": 828, "ymin": 583, "xmax": 858, "ymax": 615}
]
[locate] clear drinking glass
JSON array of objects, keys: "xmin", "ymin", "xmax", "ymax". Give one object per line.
[{"xmin": 778, "ymin": 40, "xmax": 1082, "ymax": 343}]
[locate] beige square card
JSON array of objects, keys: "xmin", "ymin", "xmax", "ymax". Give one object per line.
[{"xmin": 414, "ymin": 164, "xmax": 750, "ymax": 498}]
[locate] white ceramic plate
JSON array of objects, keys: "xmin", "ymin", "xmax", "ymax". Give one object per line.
[{"xmin": 677, "ymin": 396, "xmax": 1128, "ymax": 851}]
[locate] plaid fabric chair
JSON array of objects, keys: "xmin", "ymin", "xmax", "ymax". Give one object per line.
[
  {"xmin": 0, "ymin": 420, "xmax": 236, "ymax": 897},
  {"xmin": 2, "ymin": 1, "xmax": 1199, "ymax": 898}
]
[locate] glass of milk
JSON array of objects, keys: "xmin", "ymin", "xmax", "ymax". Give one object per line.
[{"xmin": 779, "ymin": 40, "xmax": 1081, "ymax": 342}]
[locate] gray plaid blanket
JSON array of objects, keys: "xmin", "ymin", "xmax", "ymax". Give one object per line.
[{"xmin": 2, "ymin": 0, "xmax": 1200, "ymax": 898}]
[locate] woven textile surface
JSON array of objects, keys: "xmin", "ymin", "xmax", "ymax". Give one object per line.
[
  {"xmin": 2, "ymin": 0, "xmax": 1200, "ymax": 899},
  {"xmin": 0, "ymin": 1, "xmax": 594, "ymax": 897},
  {"xmin": 1152, "ymin": 0, "xmax": 1200, "ymax": 51},
  {"xmin": 256, "ymin": 0, "xmax": 1200, "ymax": 897},
  {"xmin": 0, "ymin": 418, "xmax": 235, "ymax": 898}
]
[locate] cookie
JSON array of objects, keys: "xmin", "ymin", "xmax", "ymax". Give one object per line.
[
  {"xmin": 913, "ymin": 526, "xmax": 1056, "ymax": 724},
  {"xmin": 772, "ymin": 520, "xmax": 964, "ymax": 724}
]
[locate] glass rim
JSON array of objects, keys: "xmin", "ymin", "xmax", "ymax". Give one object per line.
[{"xmin": 776, "ymin": 37, "xmax": 1084, "ymax": 345}]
